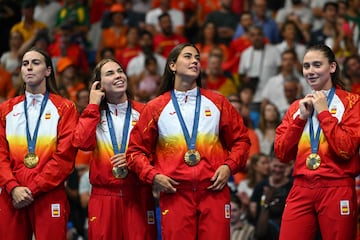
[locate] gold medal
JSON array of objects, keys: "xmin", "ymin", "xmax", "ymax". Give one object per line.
[
  {"xmin": 112, "ymin": 166, "xmax": 128, "ymax": 179},
  {"xmin": 184, "ymin": 150, "xmax": 201, "ymax": 166},
  {"xmin": 306, "ymin": 153, "xmax": 321, "ymax": 170},
  {"xmin": 24, "ymin": 153, "xmax": 39, "ymax": 168}
]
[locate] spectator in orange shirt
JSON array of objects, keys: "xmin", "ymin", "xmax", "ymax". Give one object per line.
[
  {"xmin": 0, "ymin": 67, "xmax": 16, "ymax": 102},
  {"xmin": 48, "ymin": 23, "xmax": 90, "ymax": 75},
  {"xmin": 195, "ymin": 21, "xmax": 229, "ymax": 71},
  {"xmin": 97, "ymin": 3, "xmax": 128, "ymax": 62},
  {"xmin": 56, "ymin": 57, "xmax": 87, "ymax": 102}
]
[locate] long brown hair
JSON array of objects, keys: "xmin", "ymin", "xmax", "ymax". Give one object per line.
[{"xmin": 157, "ymin": 43, "xmax": 202, "ymax": 95}]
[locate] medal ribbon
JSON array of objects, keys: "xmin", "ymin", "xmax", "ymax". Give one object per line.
[
  {"xmin": 171, "ymin": 88, "xmax": 201, "ymax": 150},
  {"xmin": 309, "ymin": 87, "xmax": 335, "ymax": 154},
  {"xmin": 106, "ymin": 101, "xmax": 132, "ymax": 154},
  {"xmin": 24, "ymin": 91, "xmax": 50, "ymax": 154}
]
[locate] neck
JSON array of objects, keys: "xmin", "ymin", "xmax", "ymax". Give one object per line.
[
  {"xmin": 106, "ymin": 92, "xmax": 127, "ymax": 104},
  {"xmin": 26, "ymin": 85, "xmax": 47, "ymax": 95},
  {"xmin": 174, "ymin": 77, "xmax": 197, "ymax": 92}
]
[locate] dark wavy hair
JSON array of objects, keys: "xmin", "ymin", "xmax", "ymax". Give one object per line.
[
  {"xmin": 157, "ymin": 43, "xmax": 202, "ymax": 95},
  {"xmin": 21, "ymin": 47, "xmax": 59, "ymax": 94}
]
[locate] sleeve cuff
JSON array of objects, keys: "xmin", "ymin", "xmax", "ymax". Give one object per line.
[
  {"xmin": 293, "ymin": 116, "xmax": 307, "ymax": 127},
  {"xmin": 27, "ymin": 181, "xmax": 40, "ymax": 198},
  {"xmin": 5, "ymin": 180, "xmax": 20, "ymax": 195},
  {"xmin": 317, "ymin": 111, "xmax": 332, "ymax": 121}
]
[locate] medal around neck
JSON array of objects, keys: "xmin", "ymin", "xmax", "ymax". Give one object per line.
[
  {"xmin": 184, "ymin": 150, "xmax": 201, "ymax": 166},
  {"xmin": 306, "ymin": 153, "xmax": 321, "ymax": 170},
  {"xmin": 112, "ymin": 166, "xmax": 128, "ymax": 178},
  {"xmin": 24, "ymin": 152, "xmax": 39, "ymax": 168}
]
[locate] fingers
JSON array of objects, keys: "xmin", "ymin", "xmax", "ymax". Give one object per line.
[
  {"xmin": 91, "ymin": 81, "xmax": 102, "ymax": 91},
  {"xmin": 110, "ymin": 154, "xmax": 127, "ymax": 167},
  {"xmin": 153, "ymin": 174, "xmax": 178, "ymax": 193}
]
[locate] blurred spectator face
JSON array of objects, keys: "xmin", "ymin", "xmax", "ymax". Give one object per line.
[
  {"xmin": 146, "ymin": 59, "xmax": 158, "ymax": 74},
  {"xmin": 254, "ymin": 155, "xmax": 270, "ymax": 176},
  {"xmin": 22, "ymin": 7, "xmax": 35, "ymax": 20},
  {"xmin": 270, "ymin": 157, "xmax": 287, "ymax": 181},
  {"xmin": 220, "ymin": 0, "xmax": 233, "ymax": 10},
  {"xmin": 206, "ymin": 55, "xmax": 222, "ymax": 75},
  {"xmin": 263, "ymin": 103, "xmax": 279, "ymax": 122},
  {"xmin": 284, "ymin": 80, "xmax": 298, "ymax": 103},
  {"xmin": 203, "ymin": 22, "xmax": 217, "ymax": 41},
  {"xmin": 77, "ymin": 89, "xmax": 89, "ymax": 111},
  {"xmin": 337, "ymin": 1, "xmax": 348, "ymax": 17},
  {"xmin": 9, "ymin": 31, "xmax": 23, "ymax": 48},
  {"xmin": 159, "ymin": 15, "xmax": 173, "ymax": 35},
  {"xmin": 139, "ymin": 33, "xmax": 154, "ymax": 54},
  {"xmin": 249, "ymin": 27, "xmax": 264, "ymax": 49},
  {"xmin": 252, "ymin": 0, "xmax": 267, "ymax": 18},
  {"xmin": 323, "ymin": 4, "xmax": 338, "ymax": 23},
  {"xmin": 127, "ymin": 27, "xmax": 139, "ymax": 44},
  {"xmin": 282, "ymin": 23, "xmax": 297, "ymax": 41},
  {"xmin": 59, "ymin": 29, "xmax": 72, "ymax": 46},
  {"xmin": 281, "ymin": 52, "xmax": 297, "ymax": 72},
  {"xmin": 112, "ymin": 12, "xmax": 125, "ymax": 25},
  {"xmin": 240, "ymin": 13, "xmax": 253, "ymax": 31},
  {"xmin": 345, "ymin": 57, "xmax": 360, "ymax": 78},
  {"xmin": 239, "ymin": 87, "xmax": 253, "ymax": 105},
  {"xmin": 230, "ymin": 200, "xmax": 242, "ymax": 225}
]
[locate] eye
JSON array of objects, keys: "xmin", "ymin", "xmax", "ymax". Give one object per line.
[
  {"xmin": 32, "ymin": 60, "xmax": 41, "ymax": 65},
  {"xmin": 22, "ymin": 60, "xmax": 29, "ymax": 66},
  {"xmin": 313, "ymin": 61, "xmax": 322, "ymax": 68},
  {"xmin": 303, "ymin": 63, "xmax": 310, "ymax": 69},
  {"xmin": 105, "ymin": 71, "xmax": 114, "ymax": 76}
]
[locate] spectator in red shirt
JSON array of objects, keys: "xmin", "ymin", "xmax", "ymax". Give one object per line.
[{"xmin": 153, "ymin": 12, "xmax": 187, "ymax": 58}]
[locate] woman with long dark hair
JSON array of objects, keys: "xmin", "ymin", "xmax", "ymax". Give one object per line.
[
  {"xmin": 72, "ymin": 58, "xmax": 156, "ymax": 240},
  {"xmin": 0, "ymin": 47, "xmax": 78, "ymax": 239},
  {"xmin": 127, "ymin": 43, "xmax": 250, "ymax": 239}
]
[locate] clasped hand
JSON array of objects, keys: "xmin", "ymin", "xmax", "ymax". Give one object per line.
[{"xmin": 299, "ymin": 91, "xmax": 328, "ymax": 120}]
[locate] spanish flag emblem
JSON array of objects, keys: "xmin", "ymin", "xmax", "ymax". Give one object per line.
[
  {"xmin": 205, "ymin": 108, "xmax": 211, "ymax": 117},
  {"xmin": 45, "ymin": 112, "xmax": 51, "ymax": 119},
  {"xmin": 330, "ymin": 107, "xmax": 337, "ymax": 115}
]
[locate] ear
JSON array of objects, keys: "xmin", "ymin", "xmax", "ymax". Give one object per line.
[
  {"xmin": 329, "ymin": 62, "xmax": 336, "ymax": 74},
  {"xmin": 45, "ymin": 66, "xmax": 52, "ymax": 77},
  {"xmin": 169, "ymin": 62, "xmax": 176, "ymax": 72}
]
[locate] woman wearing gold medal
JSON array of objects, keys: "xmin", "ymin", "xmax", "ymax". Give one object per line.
[
  {"xmin": 72, "ymin": 58, "xmax": 156, "ymax": 240},
  {"xmin": 127, "ymin": 43, "xmax": 250, "ymax": 240},
  {"xmin": 0, "ymin": 47, "xmax": 78, "ymax": 239},
  {"xmin": 275, "ymin": 44, "xmax": 360, "ymax": 240}
]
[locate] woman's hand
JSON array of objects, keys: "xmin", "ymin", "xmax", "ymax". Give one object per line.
[
  {"xmin": 89, "ymin": 81, "xmax": 105, "ymax": 105},
  {"xmin": 208, "ymin": 165, "xmax": 231, "ymax": 191}
]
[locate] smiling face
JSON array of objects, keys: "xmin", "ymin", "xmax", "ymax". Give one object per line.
[
  {"xmin": 21, "ymin": 50, "xmax": 50, "ymax": 93},
  {"xmin": 100, "ymin": 61, "xmax": 128, "ymax": 99},
  {"xmin": 302, "ymin": 50, "xmax": 336, "ymax": 91},
  {"xmin": 170, "ymin": 46, "xmax": 201, "ymax": 86}
]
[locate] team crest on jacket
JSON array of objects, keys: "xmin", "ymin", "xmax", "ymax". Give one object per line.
[
  {"xmin": 330, "ymin": 107, "xmax": 337, "ymax": 115},
  {"xmin": 205, "ymin": 107, "xmax": 211, "ymax": 117},
  {"xmin": 51, "ymin": 203, "xmax": 61, "ymax": 217}
]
